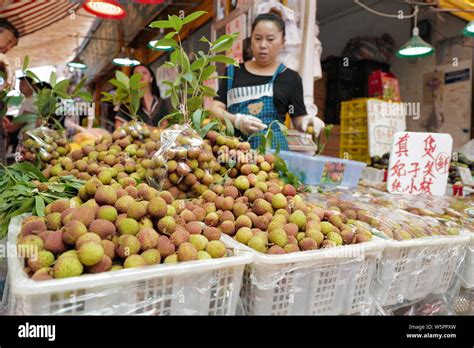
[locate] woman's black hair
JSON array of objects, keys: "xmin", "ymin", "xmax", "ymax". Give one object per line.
[
  {"xmin": 251, "ymin": 10, "xmax": 285, "ymax": 38},
  {"xmin": 0, "ymin": 18, "xmax": 19, "ymax": 39},
  {"xmin": 132, "ymin": 64, "xmax": 161, "ymax": 99}
]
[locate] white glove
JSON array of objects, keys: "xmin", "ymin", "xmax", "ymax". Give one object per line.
[
  {"xmin": 234, "ymin": 113, "xmax": 267, "ymax": 136},
  {"xmin": 300, "ymin": 115, "xmax": 325, "ymax": 136}
]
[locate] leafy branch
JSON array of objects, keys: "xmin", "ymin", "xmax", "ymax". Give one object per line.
[
  {"xmin": 149, "ymin": 11, "xmax": 238, "ymax": 132},
  {"xmin": 20, "ymin": 55, "xmax": 93, "ymax": 130},
  {"xmin": 101, "ymin": 70, "xmax": 147, "ymax": 121}
]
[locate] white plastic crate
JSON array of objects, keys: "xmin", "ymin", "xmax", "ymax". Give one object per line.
[
  {"xmin": 374, "ymin": 234, "xmax": 470, "ymax": 307},
  {"xmin": 462, "ymin": 233, "xmax": 474, "ymax": 289},
  {"xmin": 224, "ymin": 236, "xmax": 385, "ymax": 315},
  {"xmin": 7, "ymin": 217, "xmax": 253, "ymax": 315}
]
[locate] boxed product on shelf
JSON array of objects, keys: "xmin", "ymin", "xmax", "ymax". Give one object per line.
[
  {"xmin": 278, "ymin": 150, "xmax": 366, "ymax": 188},
  {"xmin": 224, "ymin": 235, "xmax": 385, "ymax": 315},
  {"xmin": 6, "ymin": 216, "xmax": 253, "ymax": 315}
]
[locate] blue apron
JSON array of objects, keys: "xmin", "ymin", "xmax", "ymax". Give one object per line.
[{"xmin": 227, "ymin": 63, "xmax": 289, "ymax": 151}]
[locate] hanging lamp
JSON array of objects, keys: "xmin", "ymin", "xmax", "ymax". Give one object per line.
[
  {"xmin": 83, "ymin": 0, "xmax": 126, "ymax": 20},
  {"xmin": 396, "ymin": 5, "xmax": 434, "ymax": 58}
]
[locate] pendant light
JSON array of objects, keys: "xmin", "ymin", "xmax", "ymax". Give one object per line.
[
  {"xmin": 147, "ymin": 39, "xmax": 174, "ymax": 52},
  {"xmin": 396, "ymin": 6, "xmax": 434, "ymax": 59},
  {"xmin": 112, "ymin": 47, "xmax": 140, "ymax": 67},
  {"xmin": 67, "ymin": 56, "xmax": 87, "ymax": 70},
  {"xmin": 463, "ymin": 20, "xmax": 474, "ymax": 37},
  {"xmin": 67, "ymin": 35, "xmax": 87, "ymax": 70},
  {"xmin": 83, "ymin": 0, "xmax": 126, "ymax": 20}
]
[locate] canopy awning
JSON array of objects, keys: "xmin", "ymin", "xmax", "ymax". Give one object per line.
[
  {"xmin": 0, "ymin": 0, "xmax": 81, "ymax": 37},
  {"xmin": 438, "ymin": 0, "xmax": 474, "ymax": 22}
]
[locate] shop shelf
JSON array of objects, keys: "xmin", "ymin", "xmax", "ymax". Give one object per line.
[
  {"xmin": 6, "ymin": 217, "xmax": 253, "ymax": 315},
  {"xmin": 224, "ymin": 236, "xmax": 385, "ymax": 315},
  {"xmin": 339, "ymin": 146, "xmax": 371, "ymax": 164},
  {"xmin": 277, "ymin": 151, "xmax": 367, "ymax": 188},
  {"xmin": 373, "ymin": 234, "xmax": 470, "ymax": 307}
]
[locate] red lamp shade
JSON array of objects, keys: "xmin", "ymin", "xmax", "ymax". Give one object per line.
[
  {"xmin": 133, "ymin": 0, "xmax": 165, "ymax": 3},
  {"xmin": 83, "ymin": 0, "xmax": 126, "ymax": 20}
]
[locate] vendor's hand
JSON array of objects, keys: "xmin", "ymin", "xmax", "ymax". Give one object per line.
[
  {"xmin": 234, "ymin": 113, "xmax": 267, "ymax": 136},
  {"xmin": 0, "ymin": 54, "xmax": 14, "ymax": 90},
  {"xmin": 300, "ymin": 115, "xmax": 325, "ymax": 137}
]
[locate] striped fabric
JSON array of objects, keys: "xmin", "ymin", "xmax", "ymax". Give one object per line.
[{"xmin": 0, "ymin": 0, "xmax": 80, "ymax": 37}]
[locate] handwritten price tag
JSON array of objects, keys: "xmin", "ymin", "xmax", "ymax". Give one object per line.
[{"xmin": 387, "ymin": 132, "xmax": 452, "ymax": 196}]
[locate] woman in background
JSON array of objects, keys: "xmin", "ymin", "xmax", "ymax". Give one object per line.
[
  {"xmin": 210, "ymin": 11, "xmax": 324, "ymax": 150},
  {"xmin": 116, "ymin": 64, "xmax": 169, "ymax": 127}
]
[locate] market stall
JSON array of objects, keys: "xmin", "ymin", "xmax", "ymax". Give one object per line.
[{"xmin": 0, "ymin": 0, "xmax": 473, "ymax": 322}]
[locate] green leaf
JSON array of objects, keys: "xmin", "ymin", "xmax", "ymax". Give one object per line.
[
  {"xmin": 224, "ymin": 115, "xmax": 234, "ymax": 137},
  {"xmin": 35, "ymin": 196, "xmax": 45, "ymax": 217},
  {"xmin": 154, "ymin": 38, "xmax": 178, "ymax": 48},
  {"xmin": 183, "ymin": 72, "xmax": 194, "ymax": 83},
  {"xmin": 53, "ymin": 79, "xmax": 71, "ymax": 97},
  {"xmin": 22, "ymin": 55, "xmax": 30, "ymax": 71},
  {"xmin": 211, "ymin": 34, "xmax": 238, "ymax": 53},
  {"xmin": 16, "ymin": 197, "xmax": 35, "ymax": 215},
  {"xmin": 7, "ymin": 95, "xmax": 23, "ymax": 107},
  {"xmin": 77, "ymin": 90, "xmax": 93, "ymax": 103},
  {"xmin": 149, "ymin": 20, "xmax": 175, "ymax": 29},
  {"xmin": 209, "ymin": 55, "xmax": 237, "ymax": 65},
  {"xmin": 199, "ymin": 36, "xmax": 211, "ymax": 45},
  {"xmin": 72, "ymin": 77, "xmax": 86, "ymax": 96},
  {"xmin": 192, "ymin": 109, "xmax": 202, "ymax": 129},
  {"xmin": 129, "ymin": 73, "xmax": 142, "ymax": 89},
  {"xmin": 182, "ymin": 11, "xmax": 207, "ymax": 25},
  {"xmin": 200, "ymin": 65, "xmax": 216, "ymax": 82},
  {"xmin": 201, "ymin": 85, "xmax": 217, "ymax": 97},
  {"xmin": 198, "ymin": 121, "xmax": 219, "ymax": 138},
  {"xmin": 109, "ymin": 79, "xmax": 128, "ymax": 91},
  {"xmin": 12, "ymin": 113, "xmax": 37, "ymax": 124},
  {"xmin": 168, "ymin": 15, "xmax": 183, "ymax": 32},
  {"xmin": 10, "ymin": 162, "xmax": 46, "ymax": 181},
  {"xmin": 49, "ymin": 71, "xmax": 57, "ymax": 87},
  {"xmin": 164, "ymin": 31, "xmax": 178, "ymax": 39},
  {"xmin": 191, "ymin": 57, "xmax": 205, "ymax": 71},
  {"xmin": 187, "ymin": 97, "xmax": 201, "ymax": 112},
  {"xmin": 26, "ymin": 70, "xmax": 41, "ymax": 83},
  {"xmin": 173, "ymin": 75, "xmax": 181, "ymax": 87},
  {"xmin": 116, "ymin": 70, "xmax": 130, "ymax": 89}
]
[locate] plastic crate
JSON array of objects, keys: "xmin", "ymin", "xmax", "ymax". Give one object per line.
[
  {"xmin": 340, "ymin": 146, "xmax": 371, "ymax": 164},
  {"xmin": 374, "ymin": 234, "xmax": 470, "ymax": 307},
  {"xmin": 277, "ymin": 151, "xmax": 366, "ymax": 188},
  {"xmin": 340, "ymin": 132, "xmax": 369, "ymax": 147},
  {"xmin": 462, "ymin": 234, "xmax": 474, "ymax": 289},
  {"xmin": 224, "ymin": 236, "xmax": 385, "ymax": 315},
  {"xmin": 6, "ymin": 217, "xmax": 253, "ymax": 315},
  {"xmin": 231, "ymin": 241, "xmax": 384, "ymax": 315}
]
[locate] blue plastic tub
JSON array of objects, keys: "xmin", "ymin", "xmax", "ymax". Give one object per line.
[{"xmin": 277, "ymin": 151, "xmax": 366, "ymax": 188}]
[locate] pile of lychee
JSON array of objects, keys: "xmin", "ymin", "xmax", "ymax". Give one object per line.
[
  {"xmin": 41, "ymin": 122, "xmax": 161, "ymax": 185},
  {"xmin": 19, "ymin": 128, "xmax": 70, "ymax": 165},
  {"xmin": 319, "ymin": 194, "xmax": 459, "ymax": 241},
  {"xmin": 149, "ymin": 125, "xmax": 221, "ymax": 199},
  {"xmin": 17, "ymin": 180, "xmax": 230, "ymax": 281}
]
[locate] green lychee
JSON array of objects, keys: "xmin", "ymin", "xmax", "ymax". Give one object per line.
[
  {"xmin": 268, "ymin": 229, "xmax": 288, "ymax": 247},
  {"xmin": 78, "ymin": 242, "xmax": 104, "ymax": 266},
  {"xmin": 53, "ymin": 256, "xmax": 83, "ymax": 279}
]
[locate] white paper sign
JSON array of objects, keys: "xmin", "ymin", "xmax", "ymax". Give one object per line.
[
  {"xmin": 458, "ymin": 166, "xmax": 474, "ymax": 186},
  {"xmin": 367, "ymin": 100, "xmax": 407, "ymax": 157},
  {"xmin": 387, "ymin": 132, "xmax": 452, "ymax": 196}
]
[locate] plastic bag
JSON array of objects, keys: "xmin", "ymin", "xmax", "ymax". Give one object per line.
[
  {"xmin": 147, "ymin": 124, "xmax": 217, "ymax": 198},
  {"xmin": 16, "ymin": 126, "xmax": 68, "ymax": 167}
]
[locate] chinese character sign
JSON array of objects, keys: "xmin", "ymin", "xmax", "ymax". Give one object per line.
[{"xmin": 387, "ymin": 132, "xmax": 452, "ymax": 196}]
